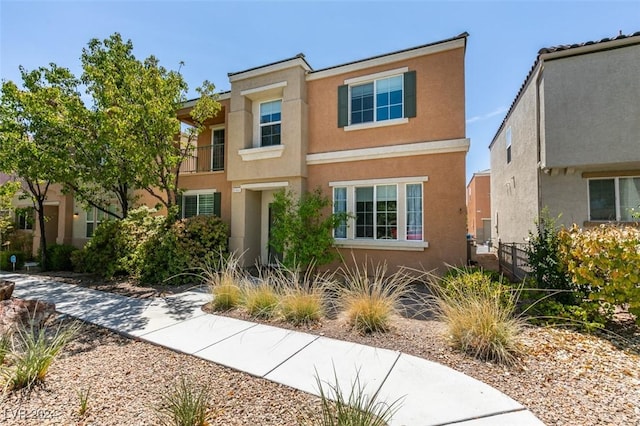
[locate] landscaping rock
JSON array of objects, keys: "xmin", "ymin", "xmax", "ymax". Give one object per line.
[
  {"xmin": 0, "ymin": 280, "xmax": 15, "ymax": 300},
  {"xmin": 0, "ymin": 298, "xmax": 56, "ymax": 334}
]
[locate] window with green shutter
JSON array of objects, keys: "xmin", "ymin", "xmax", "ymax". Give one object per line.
[
  {"xmin": 338, "ymin": 70, "xmax": 416, "ymax": 128},
  {"xmin": 181, "ymin": 192, "xmax": 222, "ymax": 219}
]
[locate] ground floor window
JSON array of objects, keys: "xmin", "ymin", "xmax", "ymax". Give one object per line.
[
  {"xmin": 86, "ymin": 205, "xmax": 116, "ymax": 238},
  {"xmin": 589, "ymin": 176, "xmax": 640, "ymax": 221},
  {"xmin": 16, "ymin": 207, "xmax": 34, "ymax": 230},
  {"xmin": 331, "ymin": 179, "xmax": 424, "ymax": 242},
  {"xmin": 181, "ymin": 191, "xmax": 221, "ymax": 219}
]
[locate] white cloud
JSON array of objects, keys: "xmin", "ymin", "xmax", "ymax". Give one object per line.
[{"xmin": 466, "ymin": 106, "xmax": 508, "ymax": 124}]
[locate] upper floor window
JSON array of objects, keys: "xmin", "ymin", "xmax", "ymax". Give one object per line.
[
  {"xmin": 506, "ymin": 126, "xmax": 512, "ymax": 164},
  {"xmin": 351, "ymin": 75, "xmax": 403, "ymax": 125},
  {"xmin": 589, "ymin": 176, "xmax": 640, "ymax": 222},
  {"xmin": 260, "ymin": 100, "xmax": 281, "ymax": 146},
  {"xmin": 338, "ymin": 70, "xmax": 416, "ymax": 129}
]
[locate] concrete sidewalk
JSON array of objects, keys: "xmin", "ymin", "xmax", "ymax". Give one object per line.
[{"xmin": 5, "ymin": 273, "xmax": 544, "ymax": 426}]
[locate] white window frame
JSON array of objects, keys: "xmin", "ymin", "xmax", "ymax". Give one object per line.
[
  {"xmin": 181, "ymin": 189, "xmax": 217, "ymax": 219},
  {"xmin": 86, "ymin": 206, "xmax": 116, "ymax": 238},
  {"xmin": 330, "ymin": 177, "xmax": 428, "ymax": 251},
  {"xmin": 587, "ymin": 176, "xmax": 640, "ymax": 222},
  {"xmin": 258, "ymin": 99, "xmax": 282, "ymax": 147}
]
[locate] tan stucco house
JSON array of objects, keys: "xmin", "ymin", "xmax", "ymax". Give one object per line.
[
  {"xmin": 490, "ymin": 31, "xmax": 640, "ymax": 245},
  {"xmin": 19, "ymin": 33, "xmax": 471, "ymax": 272}
]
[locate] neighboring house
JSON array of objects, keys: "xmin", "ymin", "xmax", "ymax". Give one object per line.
[
  {"xmin": 490, "ymin": 32, "xmax": 640, "ymax": 245},
  {"xmin": 175, "ymin": 32, "xmax": 470, "ymax": 272},
  {"xmin": 24, "ymin": 33, "xmax": 469, "ymax": 273},
  {"xmin": 466, "ymin": 170, "xmax": 491, "ymax": 243}
]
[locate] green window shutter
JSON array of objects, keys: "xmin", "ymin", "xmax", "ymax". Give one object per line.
[
  {"xmin": 403, "ymin": 71, "xmax": 416, "ymax": 118},
  {"xmin": 213, "ymin": 192, "xmax": 221, "ymax": 217},
  {"xmin": 337, "ymin": 85, "xmax": 349, "ymax": 128}
]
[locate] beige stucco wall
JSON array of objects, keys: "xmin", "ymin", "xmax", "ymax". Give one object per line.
[
  {"xmin": 542, "ymin": 45, "xmax": 640, "ymax": 169},
  {"xmin": 490, "ymin": 77, "xmax": 540, "ymax": 244},
  {"xmin": 227, "ymin": 65, "xmax": 309, "ymax": 182}
]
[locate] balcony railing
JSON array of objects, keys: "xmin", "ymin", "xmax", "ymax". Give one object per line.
[{"xmin": 181, "ymin": 144, "xmax": 224, "ymax": 173}]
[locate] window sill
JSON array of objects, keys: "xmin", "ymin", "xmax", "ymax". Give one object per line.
[
  {"xmin": 344, "ymin": 118, "xmax": 408, "ymax": 132},
  {"xmin": 334, "ymin": 239, "xmax": 428, "ymax": 251},
  {"xmin": 238, "ymin": 145, "xmax": 285, "ymax": 161}
]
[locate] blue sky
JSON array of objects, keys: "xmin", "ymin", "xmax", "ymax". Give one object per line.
[{"xmin": 1, "ymin": 1, "xmax": 638, "ymax": 183}]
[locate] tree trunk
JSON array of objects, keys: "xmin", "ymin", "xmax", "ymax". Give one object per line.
[{"xmin": 36, "ymin": 197, "xmax": 47, "ymax": 271}]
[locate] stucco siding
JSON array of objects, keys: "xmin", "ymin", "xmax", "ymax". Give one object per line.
[
  {"xmin": 490, "ymin": 78, "xmax": 540, "ymax": 244},
  {"xmin": 543, "ymin": 45, "xmax": 640, "ymax": 168}
]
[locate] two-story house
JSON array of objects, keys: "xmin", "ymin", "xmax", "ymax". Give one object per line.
[
  {"xmin": 66, "ymin": 33, "xmax": 470, "ymax": 273},
  {"xmin": 490, "ymin": 32, "xmax": 640, "ymax": 244},
  {"xmin": 466, "ymin": 170, "xmax": 491, "ymax": 244}
]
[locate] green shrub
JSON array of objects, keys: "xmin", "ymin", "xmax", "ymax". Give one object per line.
[
  {"xmin": 44, "ymin": 243, "xmax": 78, "ymax": 271},
  {"xmin": 155, "ymin": 377, "xmax": 211, "ymax": 426},
  {"xmin": 0, "ymin": 333, "xmax": 9, "ymax": 364},
  {"xmin": 0, "ymin": 250, "xmax": 25, "ymax": 271},
  {"xmin": 558, "ymin": 224, "xmax": 640, "ymax": 324},
  {"xmin": 525, "ymin": 212, "xmax": 574, "ymax": 304},
  {"xmin": 432, "ymin": 271, "xmax": 524, "ymax": 366},
  {"xmin": 443, "ymin": 265, "xmax": 503, "ymax": 284},
  {"xmin": 140, "ymin": 215, "xmax": 229, "ymax": 285},
  {"xmin": 525, "ymin": 298, "xmax": 607, "ymax": 332}
]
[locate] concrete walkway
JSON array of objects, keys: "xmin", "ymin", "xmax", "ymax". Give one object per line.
[{"xmin": 5, "ymin": 273, "xmax": 544, "ymax": 426}]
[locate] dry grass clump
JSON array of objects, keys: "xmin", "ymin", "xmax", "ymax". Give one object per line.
[
  {"xmin": 243, "ymin": 282, "xmax": 280, "ymax": 319},
  {"xmin": 335, "ymin": 260, "xmax": 419, "ymax": 334},
  {"xmin": 155, "ymin": 376, "xmax": 211, "ymax": 426},
  {"xmin": 198, "ymin": 252, "xmax": 247, "ymax": 311},
  {"xmin": 431, "ymin": 269, "xmax": 524, "ymax": 366},
  {"xmin": 277, "ymin": 268, "xmax": 329, "ymax": 325}
]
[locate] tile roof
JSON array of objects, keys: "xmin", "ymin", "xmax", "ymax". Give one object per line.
[{"xmin": 538, "ymin": 31, "xmax": 640, "ymax": 54}]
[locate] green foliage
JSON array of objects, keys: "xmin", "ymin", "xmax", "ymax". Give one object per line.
[
  {"xmin": 3, "ymin": 321, "xmax": 79, "ymax": 391},
  {"xmin": 269, "ymin": 188, "xmax": 348, "ymax": 271},
  {"xmin": 155, "ymin": 376, "xmax": 211, "ymax": 426},
  {"xmin": 525, "ymin": 211, "xmax": 575, "ymax": 304},
  {"xmin": 0, "ymin": 250, "xmax": 25, "ymax": 271},
  {"xmin": 558, "ymin": 224, "xmax": 640, "ymax": 324},
  {"xmin": 44, "ymin": 243, "xmax": 78, "ymax": 271},
  {"xmin": 432, "ymin": 270, "xmax": 524, "ymax": 366},
  {"xmin": 525, "ymin": 298, "xmax": 606, "ymax": 332},
  {"xmin": 140, "ymin": 215, "xmax": 229, "ymax": 285},
  {"xmin": 6, "ymin": 231, "xmax": 33, "ymax": 258},
  {"xmin": 77, "ymin": 386, "xmax": 91, "ymax": 416},
  {"xmin": 443, "ymin": 265, "xmax": 504, "ymax": 284},
  {"xmin": 0, "ymin": 334, "xmax": 9, "ymax": 365},
  {"xmin": 309, "ymin": 368, "xmax": 402, "ymax": 426},
  {"xmin": 196, "ymin": 252, "xmax": 246, "ymax": 311},
  {"xmin": 0, "ymin": 181, "xmax": 21, "ymax": 235}
]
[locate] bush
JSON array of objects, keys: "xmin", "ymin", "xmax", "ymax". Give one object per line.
[
  {"xmin": 198, "ymin": 253, "xmax": 246, "ymax": 311},
  {"xmin": 278, "ymin": 269, "xmax": 327, "ymax": 325},
  {"xmin": 432, "ymin": 270, "xmax": 524, "ymax": 366},
  {"xmin": 140, "ymin": 215, "xmax": 229, "ymax": 285},
  {"xmin": 44, "ymin": 243, "xmax": 78, "ymax": 271},
  {"xmin": 558, "ymin": 224, "xmax": 640, "ymax": 324},
  {"xmin": 72, "ymin": 206, "xmax": 229, "ymax": 285},
  {"xmin": 155, "ymin": 376, "xmax": 211, "ymax": 426},
  {"xmin": 525, "ymin": 212, "xmax": 574, "ymax": 304},
  {"xmin": 336, "ymin": 260, "xmax": 417, "ymax": 334},
  {"xmin": 0, "ymin": 250, "xmax": 25, "ymax": 271}
]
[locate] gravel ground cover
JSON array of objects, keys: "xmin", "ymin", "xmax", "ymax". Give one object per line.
[{"xmin": 4, "ymin": 272, "xmax": 639, "ymax": 426}]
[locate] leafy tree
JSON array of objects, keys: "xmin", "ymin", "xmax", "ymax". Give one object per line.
[
  {"xmin": 0, "ymin": 65, "xmax": 82, "ymax": 268},
  {"xmin": 74, "ymin": 33, "xmax": 220, "ymax": 219},
  {"xmin": 269, "ymin": 188, "xmax": 349, "ymax": 271},
  {"xmin": 0, "ymin": 180, "xmax": 21, "ymax": 243}
]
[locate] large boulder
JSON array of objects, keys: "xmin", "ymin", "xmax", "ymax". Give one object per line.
[
  {"xmin": 0, "ymin": 280, "xmax": 14, "ymax": 301},
  {"xmin": 0, "ymin": 299, "xmax": 56, "ymax": 335}
]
